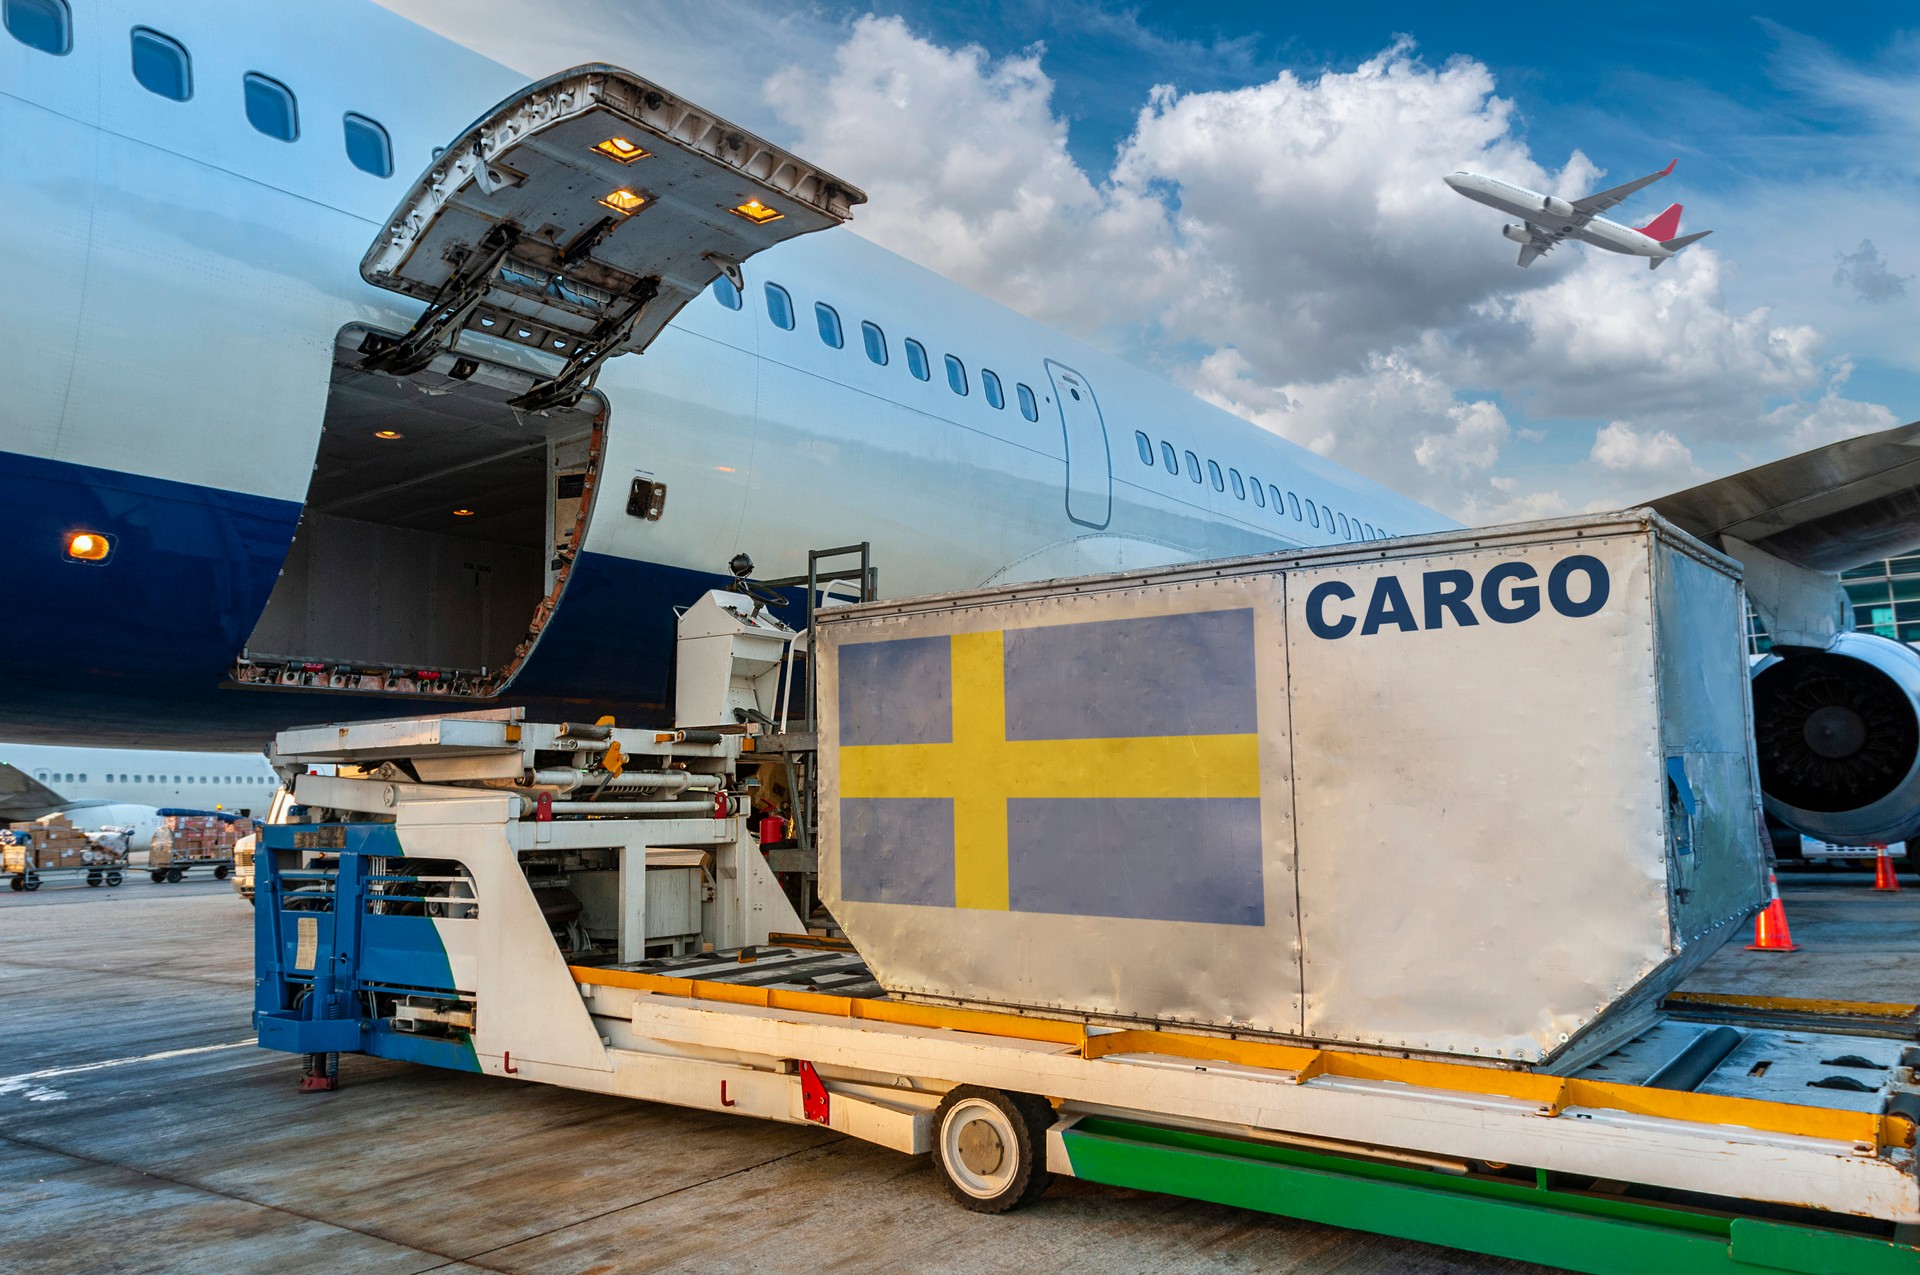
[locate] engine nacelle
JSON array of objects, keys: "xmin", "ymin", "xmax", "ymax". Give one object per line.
[
  {"xmin": 1501, "ymin": 223, "xmax": 1530, "ymax": 244},
  {"xmin": 1751, "ymin": 632, "xmax": 1920, "ymax": 845},
  {"xmin": 1540, "ymin": 195, "xmax": 1574, "ymax": 218}
]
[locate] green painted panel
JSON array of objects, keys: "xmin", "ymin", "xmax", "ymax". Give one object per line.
[{"xmin": 1059, "ymin": 1119, "xmax": 1918, "ymax": 1275}]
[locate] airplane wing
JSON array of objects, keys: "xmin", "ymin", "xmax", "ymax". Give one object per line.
[
  {"xmin": 0, "ymin": 760, "xmax": 93, "ymax": 823},
  {"xmin": 1571, "ymin": 159, "xmax": 1677, "ymax": 220},
  {"xmin": 1645, "ymin": 418, "xmax": 1920, "ymax": 645},
  {"xmin": 1514, "ymin": 220, "xmax": 1560, "ymax": 268}
]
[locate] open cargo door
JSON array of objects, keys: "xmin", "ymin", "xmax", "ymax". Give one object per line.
[{"xmin": 359, "ymin": 64, "xmax": 865, "ymax": 409}]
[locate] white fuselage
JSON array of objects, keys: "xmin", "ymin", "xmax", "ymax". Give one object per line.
[
  {"xmin": 1, "ymin": 744, "xmax": 277, "ymax": 849},
  {"xmin": 1443, "ymin": 172, "xmax": 1671, "ymax": 258}
]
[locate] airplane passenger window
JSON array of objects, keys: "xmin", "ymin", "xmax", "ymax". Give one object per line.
[
  {"xmin": 1229, "ymin": 469, "xmax": 1245, "ymax": 500},
  {"xmin": 1304, "ymin": 499, "xmax": 1318, "ymax": 528},
  {"xmin": 1183, "ymin": 450, "xmax": 1202, "ymax": 484},
  {"xmin": 1288, "ymin": 492, "xmax": 1302, "ymax": 520},
  {"xmin": 343, "ymin": 113, "xmax": 393, "ymax": 177},
  {"xmin": 1338, "ymin": 512, "xmax": 1351, "ymax": 538},
  {"xmin": 905, "ymin": 339, "xmax": 930, "ymax": 380},
  {"xmin": 243, "ymin": 73, "xmax": 299, "ymax": 142},
  {"xmin": 1134, "ymin": 432, "xmax": 1152, "ymax": 464},
  {"xmin": 1207, "ymin": 460, "xmax": 1224, "ymax": 492},
  {"xmin": 1321, "ymin": 503, "xmax": 1335, "ymax": 532},
  {"xmin": 4, "ymin": 0, "xmax": 69, "ymax": 55},
  {"xmin": 764, "ymin": 283, "xmax": 794, "ymax": 330},
  {"xmin": 861, "ymin": 321, "xmax": 886, "ymax": 365},
  {"xmin": 131, "ymin": 28, "xmax": 191, "ymax": 100},
  {"xmin": 815, "ymin": 302, "xmax": 844, "ymax": 349},
  {"xmin": 982, "ymin": 370, "xmax": 1004, "ymax": 410},
  {"xmin": 945, "ymin": 355, "xmax": 968, "ymax": 396},
  {"xmin": 1016, "ymin": 383, "xmax": 1038, "ymax": 421},
  {"xmin": 1161, "ymin": 441, "xmax": 1178, "ymax": 473},
  {"xmin": 1249, "ymin": 477, "xmax": 1265, "ymax": 508},
  {"xmin": 711, "ymin": 275, "xmax": 742, "ymax": 310}
]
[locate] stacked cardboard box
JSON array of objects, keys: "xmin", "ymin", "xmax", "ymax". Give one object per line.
[
  {"xmin": 2, "ymin": 815, "xmax": 120, "ymax": 871},
  {"xmin": 151, "ymin": 815, "xmax": 244, "ymax": 868}
]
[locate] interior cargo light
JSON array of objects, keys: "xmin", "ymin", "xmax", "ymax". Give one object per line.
[
  {"xmin": 67, "ymin": 532, "xmax": 111, "ymax": 561},
  {"xmin": 374, "ymin": 429, "xmax": 402, "ymax": 440},
  {"xmin": 452, "ymin": 508, "xmax": 476, "ymax": 517},
  {"xmin": 729, "ymin": 199, "xmax": 783, "ymax": 225},
  {"xmin": 593, "ymin": 136, "xmax": 650, "ymax": 163},
  {"xmin": 598, "ymin": 188, "xmax": 648, "ymax": 215}
]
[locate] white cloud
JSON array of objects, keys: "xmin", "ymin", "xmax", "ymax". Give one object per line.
[
  {"xmin": 1589, "ymin": 421, "xmax": 1698, "ymax": 475},
  {"xmin": 1834, "ymin": 240, "xmax": 1910, "ymax": 303},
  {"xmin": 759, "ymin": 22, "xmax": 1900, "ymax": 520}
]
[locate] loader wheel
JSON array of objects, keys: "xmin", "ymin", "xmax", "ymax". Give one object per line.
[
  {"xmin": 931, "ymin": 1086, "xmax": 1055, "ymax": 1213},
  {"xmin": 8, "ymin": 876, "xmax": 22, "ymax": 892},
  {"xmin": 150, "ymin": 870, "xmax": 165, "ymax": 883},
  {"xmin": 86, "ymin": 872, "xmax": 102, "ymax": 887},
  {"xmin": 215, "ymin": 864, "xmax": 230, "ymax": 880},
  {"xmin": 22, "ymin": 876, "xmax": 39, "ymax": 892},
  {"xmin": 166, "ymin": 868, "xmax": 183, "ymax": 883},
  {"xmin": 106, "ymin": 872, "xmax": 122, "ymax": 887}
]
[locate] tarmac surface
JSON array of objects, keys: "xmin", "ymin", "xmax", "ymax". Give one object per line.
[{"xmin": 1, "ymin": 872, "xmax": 1913, "ymax": 1274}]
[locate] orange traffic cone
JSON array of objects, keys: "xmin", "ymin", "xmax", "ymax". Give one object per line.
[
  {"xmin": 1873, "ymin": 846, "xmax": 1901, "ymax": 892},
  {"xmin": 1748, "ymin": 873, "xmax": 1799, "ymax": 951}
]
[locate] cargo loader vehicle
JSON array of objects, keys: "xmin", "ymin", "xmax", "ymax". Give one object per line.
[{"xmin": 254, "ymin": 514, "xmax": 1920, "ymax": 1274}]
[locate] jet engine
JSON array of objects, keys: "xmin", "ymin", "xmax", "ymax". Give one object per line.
[
  {"xmin": 1751, "ymin": 631, "xmax": 1920, "ymax": 845},
  {"xmin": 1540, "ymin": 195, "xmax": 1574, "ymax": 218},
  {"xmin": 1501, "ymin": 223, "xmax": 1530, "ymax": 244}
]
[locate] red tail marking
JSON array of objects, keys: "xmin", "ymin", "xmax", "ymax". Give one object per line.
[{"xmin": 1636, "ymin": 202, "xmax": 1683, "ymax": 242}]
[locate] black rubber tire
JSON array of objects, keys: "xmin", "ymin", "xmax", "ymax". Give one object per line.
[
  {"xmin": 166, "ymin": 868, "xmax": 183, "ymax": 883},
  {"xmin": 150, "ymin": 870, "xmax": 165, "ymax": 883},
  {"xmin": 22, "ymin": 877, "xmax": 39, "ymax": 892},
  {"xmin": 106, "ymin": 873, "xmax": 122, "ymax": 887},
  {"xmin": 214, "ymin": 864, "xmax": 231, "ymax": 880},
  {"xmin": 7, "ymin": 876, "xmax": 22, "ymax": 892},
  {"xmin": 930, "ymin": 1086, "xmax": 1055, "ymax": 1213},
  {"xmin": 86, "ymin": 873, "xmax": 102, "ymax": 887}
]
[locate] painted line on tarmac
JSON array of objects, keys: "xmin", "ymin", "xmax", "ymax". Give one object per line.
[{"xmin": 0, "ymin": 1038, "xmax": 258, "ymax": 1087}]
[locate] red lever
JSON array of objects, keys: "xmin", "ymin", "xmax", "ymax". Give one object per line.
[{"xmin": 535, "ymin": 791, "xmax": 553, "ymax": 823}]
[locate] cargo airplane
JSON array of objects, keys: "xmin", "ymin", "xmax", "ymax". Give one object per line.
[
  {"xmin": 1443, "ymin": 161, "xmax": 1711, "ymax": 268},
  {"xmin": 5, "ymin": 0, "xmax": 1920, "ymax": 852}
]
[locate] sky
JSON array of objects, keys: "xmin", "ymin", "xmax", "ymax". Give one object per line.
[{"xmin": 380, "ymin": 0, "xmax": 1920, "ymax": 522}]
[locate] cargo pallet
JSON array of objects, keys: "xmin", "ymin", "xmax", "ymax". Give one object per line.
[
  {"xmin": 253, "ymin": 705, "xmax": 1920, "ymax": 1275},
  {"xmin": 7, "ymin": 863, "xmax": 125, "ymax": 892}
]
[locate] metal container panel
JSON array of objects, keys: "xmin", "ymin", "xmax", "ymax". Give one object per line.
[
  {"xmin": 1653, "ymin": 541, "xmax": 1769, "ymax": 943},
  {"xmin": 1287, "ymin": 531, "xmax": 1669, "ymax": 1062},
  {"xmin": 817, "ymin": 573, "xmax": 1305, "ymax": 1035}
]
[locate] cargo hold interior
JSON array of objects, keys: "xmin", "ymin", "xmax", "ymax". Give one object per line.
[{"xmin": 234, "ymin": 330, "xmax": 604, "ymax": 692}]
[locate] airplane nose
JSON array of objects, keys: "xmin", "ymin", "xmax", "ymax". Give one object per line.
[{"xmin": 1442, "ymin": 173, "xmax": 1466, "ymax": 190}]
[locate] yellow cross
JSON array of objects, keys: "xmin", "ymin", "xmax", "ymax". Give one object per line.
[{"xmin": 840, "ymin": 629, "xmax": 1261, "ymax": 910}]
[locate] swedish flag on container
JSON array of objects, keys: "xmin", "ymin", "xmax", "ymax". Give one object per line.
[{"xmin": 836, "ymin": 609, "xmax": 1262, "ymax": 925}]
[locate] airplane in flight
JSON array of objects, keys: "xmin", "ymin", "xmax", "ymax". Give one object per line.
[
  {"xmin": 3, "ymin": 0, "xmax": 1918, "ymax": 853},
  {"xmin": 0, "ymin": 744, "xmax": 278, "ymax": 851},
  {"xmin": 1443, "ymin": 161, "xmax": 1712, "ymax": 268}
]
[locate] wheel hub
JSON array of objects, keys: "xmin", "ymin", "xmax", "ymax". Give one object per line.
[{"xmin": 956, "ymin": 1118, "xmax": 1005, "ymax": 1176}]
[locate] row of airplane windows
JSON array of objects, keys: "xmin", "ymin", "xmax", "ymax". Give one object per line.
[
  {"xmin": 1132, "ymin": 431, "xmax": 1393, "ymax": 541},
  {"xmin": 707, "ymin": 276, "xmax": 1397, "ymax": 541},
  {"xmin": 36, "ymin": 772, "xmax": 272, "ymax": 785},
  {"xmin": 713, "ymin": 276, "xmax": 1046, "ymax": 422},
  {"xmin": 5, "ymin": 0, "xmax": 397, "ymax": 177}
]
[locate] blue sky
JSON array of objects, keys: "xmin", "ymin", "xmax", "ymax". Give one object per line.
[{"xmin": 389, "ymin": 0, "xmax": 1918, "ymax": 519}]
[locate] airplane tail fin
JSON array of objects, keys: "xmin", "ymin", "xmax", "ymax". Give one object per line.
[
  {"xmin": 1634, "ymin": 201, "xmax": 1684, "ymax": 242},
  {"xmin": 1648, "ymin": 229, "xmax": 1712, "ymax": 270}
]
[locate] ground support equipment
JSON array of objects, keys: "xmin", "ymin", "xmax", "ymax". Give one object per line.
[{"xmin": 250, "ymin": 704, "xmax": 1920, "ymax": 1275}]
